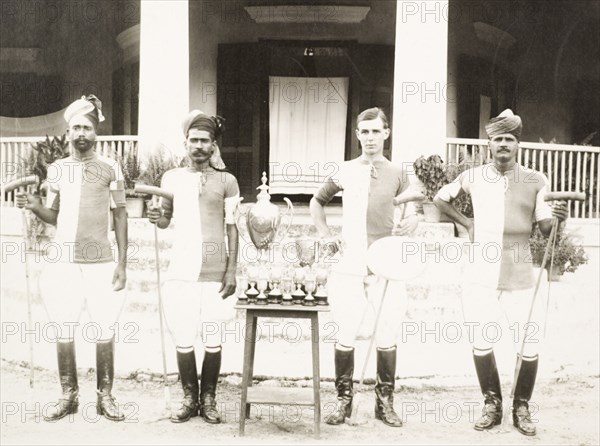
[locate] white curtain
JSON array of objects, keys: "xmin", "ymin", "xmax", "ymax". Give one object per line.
[{"xmin": 269, "ymin": 76, "xmax": 349, "ymax": 194}]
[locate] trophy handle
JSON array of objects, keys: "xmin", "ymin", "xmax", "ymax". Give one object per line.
[
  {"xmin": 234, "ymin": 196, "xmax": 251, "ymax": 243},
  {"xmin": 279, "ymin": 197, "xmax": 294, "ymax": 240}
]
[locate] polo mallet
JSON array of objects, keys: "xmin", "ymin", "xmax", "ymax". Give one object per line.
[
  {"xmin": 134, "ymin": 184, "xmax": 174, "ymax": 410},
  {"xmin": 2, "ymin": 175, "xmax": 39, "ymax": 403},
  {"xmin": 346, "ymin": 191, "xmax": 425, "ymax": 426},
  {"xmin": 501, "ymin": 191, "xmax": 585, "ymax": 431}
]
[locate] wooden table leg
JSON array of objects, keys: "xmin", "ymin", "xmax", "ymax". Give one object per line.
[
  {"xmin": 311, "ymin": 313, "xmax": 321, "ymax": 439},
  {"xmin": 246, "ymin": 314, "xmax": 257, "ymax": 419},
  {"xmin": 239, "ymin": 312, "xmax": 257, "ymax": 436}
]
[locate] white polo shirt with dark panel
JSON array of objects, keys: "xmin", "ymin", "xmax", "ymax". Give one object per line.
[
  {"xmin": 45, "ymin": 152, "xmax": 126, "ymax": 263},
  {"xmin": 436, "ymin": 163, "xmax": 553, "ymax": 291},
  {"xmin": 313, "ymin": 156, "xmax": 414, "ymax": 276},
  {"xmin": 160, "ymin": 167, "xmax": 240, "ymax": 282}
]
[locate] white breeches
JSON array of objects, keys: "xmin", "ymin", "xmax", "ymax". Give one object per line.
[
  {"xmin": 161, "ymin": 280, "xmax": 235, "ymax": 348},
  {"xmin": 327, "ymin": 272, "xmax": 408, "ymax": 349},
  {"xmin": 461, "ymin": 268, "xmax": 549, "ymax": 357},
  {"xmin": 39, "ymin": 261, "xmax": 127, "ymax": 341}
]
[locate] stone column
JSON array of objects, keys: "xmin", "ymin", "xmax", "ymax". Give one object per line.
[
  {"xmin": 138, "ymin": 0, "xmax": 189, "ymax": 157},
  {"xmin": 392, "ymin": 0, "xmax": 449, "ymax": 165}
]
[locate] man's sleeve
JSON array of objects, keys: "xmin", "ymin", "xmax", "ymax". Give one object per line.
[
  {"xmin": 534, "ymin": 174, "xmax": 553, "ymax": 222},
  {"xmin": 161, "ymin": 170, "xmax": 174, "ymax": 219},
  {"xmin": 313, "ymin": 176, "xmax": 343, "ymax": 207},
  {"xmin": 224, "ymin": 174, "xmax": 241, "ymax": 225},
  {"xmin": 109, "ymin": 160, "xmax": 126, "ymax": 209},
  {"xmin": 435, "ymin": 171, "xmax": 470, "ymax": 202}
]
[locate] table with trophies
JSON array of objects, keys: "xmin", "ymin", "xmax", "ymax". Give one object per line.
[{"xmin": 235, "ymin": 173, "xmax": 329, "ymax": 439}]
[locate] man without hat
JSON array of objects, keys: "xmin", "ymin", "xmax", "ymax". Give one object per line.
[{"xmin": 310, "ymin": 107, "xmax": 418, "ymax": 427}]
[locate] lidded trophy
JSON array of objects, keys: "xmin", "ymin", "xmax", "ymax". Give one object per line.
[
  {"xmin": 244, "ymin": 172, "xmax": 293, "ymax": 252},
  {"xmin": 236, "ymin": 172, "xmax": 294, "ymax": 305}
]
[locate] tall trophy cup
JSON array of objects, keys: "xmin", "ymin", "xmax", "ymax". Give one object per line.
[{"xmin": 236, "ymin": 172, "xmax": 294, "ymax": 305}]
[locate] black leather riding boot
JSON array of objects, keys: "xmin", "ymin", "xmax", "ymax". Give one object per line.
[
  {"xmin": 325, "ymin": 347, "xmax": 354, "ymax": 425},
  {"xmin": 473, "ymin": 349, "xmax": 503, "ymax": 430},
  {"xmin": 43, "ymin": 341, "xmax": 79, "ymax": 421},
  {"xmin": 171, "ymin": 349, "xmax": 200, "ymax": 423},
  {"xmin": 96, "ymin": 338, "xmax": 125, "ymax": 421},
  {"xmin": 199, "ymin": 349, "xmax": 222, "ymax": 424},
  {"xmin": 374, "ymin": 347, "xmax": 402, "ymax": 427},
  {"xmin": 513, "ymin": 355, "xmax": 539, "ymax": 436}
]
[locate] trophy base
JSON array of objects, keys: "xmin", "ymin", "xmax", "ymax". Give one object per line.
[
  {"xmin": 267, "ymin": 292, "xmax": 281, "ymax": 305},
  {"xmin": 237, "ymin": 298, "xmax": 249, "ymax": 306},
  {"xmin": 302, "ymin": 298, "xmax": 317, "ymax": 307},
  {"xmin": 316, "ymin": 299, "xmax": 328, "ymax": 306},
  {"xmin": 255, "ymin": 298, "xmax": 268, "ymax": 305},
  {"xmin": 281, "ymin": 299, "xmax": 293, "ymax": 306}
]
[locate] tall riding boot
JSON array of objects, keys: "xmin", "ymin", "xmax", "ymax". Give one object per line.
[
  {"xmin": 374, "ymin": 347, "xmax": 402, "ymax": 427},
  {"xmin": 325, "ymin": 347, "xmax": 354, "ymax": 425},
  {"xmin": 96, "ymin": 338, "xmax": 125, "ymax": 421},
  {"xmin": 512, "ymin": 355, "xmax": 539, "ymax": 436},
  {"xmin": 199, "ymin": 348, "xmax": 222, "ymax": 424},
  {"xmin": 43, "ymin": 341, "xmax": 79, "ymax": 421},
  {"xmin": 473, "ymin": 349, "xmax": 503, "ymax": 430},
  {"xmin": 171, "ymin": 349, "xmax": 200, "ymax": 423}
]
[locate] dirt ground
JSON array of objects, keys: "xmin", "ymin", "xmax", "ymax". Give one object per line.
[{"xmin": 1, "ymin": 359, "xmax": 598, "ymax": 446}]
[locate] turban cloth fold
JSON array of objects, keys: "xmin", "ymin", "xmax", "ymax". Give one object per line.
[
  {"xmin": 181, "ymin": 109, "xmax": 225, "ymax": 139},
  {"xmin": 64, "ymin": 95, "xmax": 105, "ymax": 126},
  {"xmin": 182, "ymin": 109, "xmax": 227, "ymax": 169},
  {"xmin": 485, "ymin": 109, "xmax": 522, "ymax": 139}
]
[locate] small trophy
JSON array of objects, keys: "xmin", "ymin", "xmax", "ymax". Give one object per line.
[
  {"xmin": 281, "ymin": 267, "xmax": 294, "ymax": 306},
  {"xmin": 295, "ymin": 236, "xmax": 319, "ymax": 306},
  {"xmin": 292, "ymin": 266, "xmax": 306, "ymax": 305},
  {"xmin": 303, "ymin": 268, "xmax": 317, "ymax": 307},
  {"xmin": 268, "ymin": 266, "xmax": 282, "ymax": 305},
  {"xmin": 314, "ymin": 264, "xmax": 329, "ymax": 306},
  {"xmin": 236, "ymin": 270, "xmax": 249, "ymax": 305},
  {"xmin": 246, "ymin": 265, "xmax": 259, "ymax": 304},
  {"xmin": 256, "ymin": 266, "xmax": 269, "ymax": 305}
]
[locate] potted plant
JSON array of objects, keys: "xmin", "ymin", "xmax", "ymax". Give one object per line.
[
  {"xmin": 529, "ymin": 226, "xmax": 588, "ymax": 281},
  {"xmin": 117, "ymin": 145, "xmax": 145, "ymax": 218},
  {"xmin": 18, "ymin": 135, "xmax": 70, "ymax": 247},
  {"xmin": 137, "ymin": 146, "xmax": 183, "ymax": 189},
  {"xmin": 413, "ymin": 154, "xmax": 449, "ymax": 222},
  {"xmin": 444, "ymin": 158, "xmax": 482, "ymax": 237},
  {"xmin": 135, "ymin": 146, "xmax": 184, "ymax": 213}
]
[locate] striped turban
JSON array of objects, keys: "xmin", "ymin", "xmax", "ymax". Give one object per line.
[{"xmin": 485, "ymin": 109, "xmax": 522, "ymax": 139}]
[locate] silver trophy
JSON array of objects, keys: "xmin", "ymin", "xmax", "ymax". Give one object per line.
[
  {"xmin": 238, "ymin": 171, "xmax": 293, "ymax": 253},
  {"xmin": 236, "ymin": 172, "xmax": 294, "ymax": 305},
  {"xmin": 294, "ymin": 236, "xmax": 319, "ymax": 306}
]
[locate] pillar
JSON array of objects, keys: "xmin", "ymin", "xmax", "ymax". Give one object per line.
[
  {"xmin": 392, "ymin": 0, "xmax": 449, "ymax": 165},
  {"xmin": 138, "ymin": 0, "xmax": 189, "ymax": 158}
]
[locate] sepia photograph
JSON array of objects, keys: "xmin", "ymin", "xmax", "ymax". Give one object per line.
[{"xmin": 1, "ymin": 0, "xmax": 598, "ymax": 444}]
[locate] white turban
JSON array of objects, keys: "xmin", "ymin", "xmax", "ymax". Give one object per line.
[{"xmin": 64, "ymin": 95, "xmax": 105, "ymax": 126}]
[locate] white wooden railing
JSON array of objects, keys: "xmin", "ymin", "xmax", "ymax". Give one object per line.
[
  {"xmin": 447, "ymin": 138, "xmax": 600, "ymax": 219},
  {"xmin": 1, "ymin": 136, "xmax": 138, "ymax": 206}
]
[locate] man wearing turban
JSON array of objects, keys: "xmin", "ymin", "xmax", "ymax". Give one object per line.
[
  {"xmin": 434, "ymin": 109, "xmax": 569, "ymax": 436},
  {"xmin": 147, "ymin": 110, "xmax": 240, "ymax": 424},
  {"xmin": 17, "ymin": 95, "xmax": 129, "ymax": 422}
]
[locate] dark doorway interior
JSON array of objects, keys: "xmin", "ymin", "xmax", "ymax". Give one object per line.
[{"xmin": 217, "ymin": 41, "xmax": 394, "ymax": 201}]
